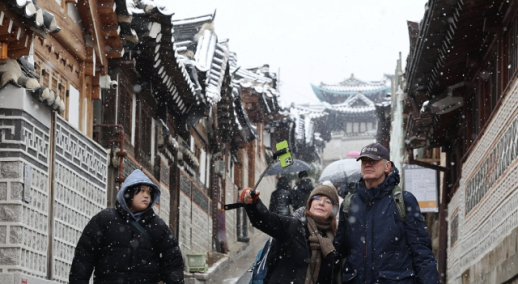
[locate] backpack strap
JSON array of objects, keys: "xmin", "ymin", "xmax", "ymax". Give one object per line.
[
  {"xmin": 391, "ymin": 185, "xmax": 406, "ymax": 223},
  {"xmin": 341, "ymin": 187, "xmax": 405, "ymax": 223},
  {"xmin": 341, "ymin": 193, "xmax": 354, "ymax": 223}
]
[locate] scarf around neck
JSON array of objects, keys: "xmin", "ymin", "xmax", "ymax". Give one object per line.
[{"xmin": 304, "ymin": 215, "xmax": 336, "ymax": 284}]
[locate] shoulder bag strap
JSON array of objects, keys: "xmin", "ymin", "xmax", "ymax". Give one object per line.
[{"xmin": 130, "ymin": 219, "xmax": 152, "ymax": 241}]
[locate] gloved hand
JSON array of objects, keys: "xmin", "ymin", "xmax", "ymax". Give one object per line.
[{"xmin": 240, "ymin": 188, "xmax": 261, "ymax": 204}]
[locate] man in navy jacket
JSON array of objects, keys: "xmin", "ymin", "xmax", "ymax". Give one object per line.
[{"xmin": 335, "ymin": 143, "xmax": 439, "ymax": 284}]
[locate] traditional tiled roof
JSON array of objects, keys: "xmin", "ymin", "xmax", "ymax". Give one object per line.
[
  {"xmin": 311, "ymin": 74, "xmax": 389, "ymax": 103},
  {"xmin": 172, "ymin": 12, "xmax": 229, "ymax": 105},
  {"xmin": 319, "ymin": 74, "xmax": 387, "ymax": 92},
  {"xmin": 232, "ymin": 64, "xmax": 282, "ymax": 115},
  {"xmin": 115, "ymin": 0, "xmax": 198, "ymax": 114},
  {"xmin": 333, "ymin": 93, "xmax": 376, "ymax": 113},
  {"xmin": 290, "ymin": 104, "xmax": 328, "ymax": 146},
  {"xmin": 0, "ymin": 57, "xmax": 65, "ymax": 112},
  {"xmin": 290, "ymin": 104, "xmax": 328, "ymax": 119},
  {"xmin": 6, "ymin": 0, "xmax": 61, "ymax": 36},
  {"xmin": 232, "ymin": 87, "xmax": 258, "ymax": 142}
]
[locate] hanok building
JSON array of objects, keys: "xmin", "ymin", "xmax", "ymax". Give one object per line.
[
  {"xmin": 309, "ymin": 74, "xmax": 390, "ymax": 167},
  {"xmin": 289, "ymin": 103, "xmax": 328, "ymax": 171},
  {"xmin": 170, "ymin": 12, "xmax": 293, "ymax": 258},
  {"xmin": 404, "ymin": 0, "xmax": 518, "ymax": 283},
  {"xmin": 228, "ymin": 59, "xmax": 294, "ymax": 244}
]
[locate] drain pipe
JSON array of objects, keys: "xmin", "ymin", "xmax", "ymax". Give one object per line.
[{"xmin": 93, "ymin": 124, "xmax": 126, "ymax": 189}]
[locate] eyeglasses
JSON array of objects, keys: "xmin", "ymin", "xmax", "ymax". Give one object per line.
[{"xmin": 312, "ymin": 195, "xmax": 333, "ymax": 205}]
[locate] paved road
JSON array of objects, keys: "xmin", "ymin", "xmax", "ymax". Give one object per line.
[{"xmin": 211, "ymin": 233, "xmax": 270, "ymax": 284}]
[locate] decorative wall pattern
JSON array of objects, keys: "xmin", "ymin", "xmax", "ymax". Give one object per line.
[
  {"xmin": 180, "ymin": 172, "xmax": 191, "ymax": 196},
  {"xmin": 161, "ymin": 162, "xmax": 169, "ymax": 187},
  {"xmin": 123, "ymin": 157, "xmax": 139, "ymax": 178},
  {"xmin": 52, "ymin": 115, "xmax": 108, "ymax": 283},
  {"xmin": 0, "ymin": 109, "xmax": 50, "ymax": 171},
  {"xmin": 448, "ymin": 80, "xmax": 518, "ymax": 282},
  {"xmin": 192, "ymin": 184, "xmax": 209, "ymax": 213},
  {"xmin": 0, "ymin": 107, "xmax": 51, "ymax": 279}
]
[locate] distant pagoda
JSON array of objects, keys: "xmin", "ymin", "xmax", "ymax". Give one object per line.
[
  {"xmin": 311, "ymin": 73, "xmax": 389, "ymax": 105},
  {"xmin": 306, "ymin": 74, "xmax": 390, "ymax": 134}
]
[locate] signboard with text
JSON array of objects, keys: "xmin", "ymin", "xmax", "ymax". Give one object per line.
[{"xmin": 403, "ymin": 164, "xmax": 439, "ymax": 213}]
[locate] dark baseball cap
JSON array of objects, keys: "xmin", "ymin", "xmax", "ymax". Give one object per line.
[{"xmin": 356, "ymin": 143, "xmax": 390, "ymax": 161}]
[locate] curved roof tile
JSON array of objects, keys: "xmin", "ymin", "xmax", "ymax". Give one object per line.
[{"xmin": 7, "ymin": 0, "xmax": 61, "ymax": 35}]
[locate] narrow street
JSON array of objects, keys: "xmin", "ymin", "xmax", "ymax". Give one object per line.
[{"xmin": 210, "ymin": 233, "xmax": 270, "ymax": 284}]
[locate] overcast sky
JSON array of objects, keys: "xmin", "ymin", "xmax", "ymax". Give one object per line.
[{"xmin": 156, "ymin": 0, "xmax": 428, "ymax": 106}]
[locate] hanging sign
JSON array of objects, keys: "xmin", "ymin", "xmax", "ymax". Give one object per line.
[{"xmin": 403, "ymin": 164, "xmax": 438, "ymax": 213}]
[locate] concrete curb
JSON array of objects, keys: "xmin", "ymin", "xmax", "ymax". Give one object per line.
[{"xmin": 184, "ymin": 240, "xmax": 250, "ymax": 283}]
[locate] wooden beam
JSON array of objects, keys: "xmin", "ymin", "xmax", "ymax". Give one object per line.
[
  {"xmin": 77, "ymin": 0, "xmax": 110, "ymax": 72},
  {"xmin": 37, "ymin": 0, "xmax": 87, "ymax": 61},
  {"xmin": 34, "ymin": 36, "xmax": 81, "ymax": 87},
  {"xmin": 408, "ymin": 155, "xmax": 448, "ymax": 172}
]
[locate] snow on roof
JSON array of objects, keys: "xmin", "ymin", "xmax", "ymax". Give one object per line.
[
  {"xmin": 319, "ymin": 73, "xmax": 387, "ymax": 93},
  {"xmin": 0, "ymin": 57, "xmax": 65, "ymax": 112},
  {"xmin": 6, "ymin": 0, "xmax": 61, "ymax": 35},
  {"xmin": 171, "ymin": 13, "xmax": 214, "ymax": 26},
  {"xmin": 332, "ymin": 93, "xmax": 376, "ymax": 113}
]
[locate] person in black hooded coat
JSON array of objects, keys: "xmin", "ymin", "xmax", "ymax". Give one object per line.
[
  {"xmin": 69, "ymin": 169, "xmax": 184, "ymax": 284},
  {"xmin": 269, "ymin": 176, "xmax": 293, "ymax": 216},
  {"xmin": 292, "ymin": 171, "xmax": 314, "ymax": 210}
]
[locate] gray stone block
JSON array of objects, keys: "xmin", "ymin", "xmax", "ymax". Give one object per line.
[
  {"xmin": 0, "ymin": 248, "xmax": 20, "ymax": 265},
  {"xmin": 0, "ymin": 182, "xmax": 6, "ymax": 200},
  {"xmin": 0, "ymin": 273, "xmax": 14, "ymax": 284},
  {"xmin": 10, "ymin": 226, "xmax": 22, "ymax": 244},
  {"xmin": 10, "ymin": 182, "xmax": 23, "ymax": 201},
  {"xmin": 0, "ymin": 226, "xmax": 6, "ymax": 244},
  {"xmin": 0, "ymin": 162, "xmax": 22, "ymax": 179},
  {"xmin": 0, "ymin": 205, "xmax": 22, "ymax": 222}
]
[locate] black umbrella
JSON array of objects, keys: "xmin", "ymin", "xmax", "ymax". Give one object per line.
[{"xmin": 264, "ymin": 159, "xmax": 312, "ymax": 176}]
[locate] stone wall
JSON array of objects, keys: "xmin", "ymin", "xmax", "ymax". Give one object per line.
[
  {"xmin": 224, "ymin": 175, "xmax": 237, "ymax": 247},
  {"xmin": 179, "ymin": 191, "xmax": 192, "ymax": 254},
  {"xmin": 158, "ymin": 184, "xmax": 170, "ymax": 226},
  {"xmin": 177, "ymin": 170, "xmax": 212, "ymax": 259},
  {"xmin": 0, "ymin": 87, "xmax": 108, "ymax": 284},
  {"xmin": 447, "ymin": 79, "xmax": 518, "ymax": 283}
]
